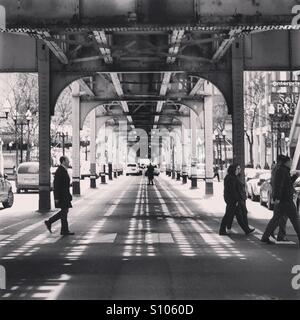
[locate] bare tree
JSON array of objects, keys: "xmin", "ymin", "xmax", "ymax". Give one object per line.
[
  {"xmin": 6, "ymin": 73, "xmax": 39, "ymax": 162},
  {"xmin": 213, "ymin": 101, "xmax": 228, "ymax": 133},
  {"xmin": 244, "ymin": 72, "xmax": 265, "ymax": 167},
  {"xmin": 50, "ymin": 86, "xmax": 72, "ymax": 142}
]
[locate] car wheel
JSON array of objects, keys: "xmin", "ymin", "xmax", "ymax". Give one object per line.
[
  {"xmin": 16, "ymin": 188, "xmax": 21, "ymax": 194},
  {"xmin": 24, "ymin": 189, "xmax": 28, "ymax": 193},
  {"xmin": 3, "ymin": 190, "xmax": 14, "ymax": 208}
]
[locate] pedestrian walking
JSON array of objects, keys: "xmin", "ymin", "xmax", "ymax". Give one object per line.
[
  {"xmin": 261, "ymin": 155, "xmax": 300, "ymax": 245},
  {"xmin": 213, "ymin": 165, "xmax": 220, "ymax": 182},
  {"xmin": 269, "ymin": 155, "xmax": 288, "ymax": 241},
  {"xmin": 219, "ymin": 164, "xmax": 255, "ymax": 236},
  {"xmin": 226, "ymin": 166, "xmax": 251, "ymax": 231},
  {"xmin": 44, "ymin": 156, "xmax": 74, "ymax": 236},
  {"xmin": 146, "ymin": 163, "xmax": 155, "ymax": 185}
]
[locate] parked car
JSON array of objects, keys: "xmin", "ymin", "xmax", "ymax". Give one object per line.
[
  {"xmin": 126, "ymin": 163, "xmax": 139, "ymax": 176},
  {"xmin": 0, "ymin": 174, "xmax": 14, "ymax": 208},
  {"xmin": 187, "ymin": 163, "xmax": 205, "ymax": 179},
  {"xmin": 246, "ymin": 171, "xmax": 271, "ymax": 201},
  {"xmin": 259, "ymin": 176, "xmax": 274, "ymax": 210},
  {"xmin": 260, "ymin": 175, "xmax": 300, "ymax": 212},
  {"xmin": 16, "ymin": 162, "xmax": 55, "ymax": 193}
]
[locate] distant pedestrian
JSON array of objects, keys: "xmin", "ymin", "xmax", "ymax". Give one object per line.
[
  {"xmin": 146, "ymin": 163, "xmax": 155, "ymax": 185},
  {"xmin": 219, "ymin": 164, "xmax": 255, "ymax": 236},
  {"xmin": 44, "ymin": 156, "xmax": 74, "ymax": 236},
  {"xmin": 213, "ymin": 165, "xmax": 220, "ymax": 182},
  {"xmin": 261, "ymin": 155, "xmax": 300, "ymax": 245}
]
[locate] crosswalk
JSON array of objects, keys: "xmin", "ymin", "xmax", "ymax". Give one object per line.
[{"xmin": 0, "ymin": 176, "xmax": 298, "ymax": 262}]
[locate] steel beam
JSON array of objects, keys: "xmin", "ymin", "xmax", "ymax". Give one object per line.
[
  {"xmin": 1, "ymin": 0, "xmax": 299, "ymax": 29},
  {"xmin": 37, "ymin": 31, "xmax": 68, "ymax": 65}
]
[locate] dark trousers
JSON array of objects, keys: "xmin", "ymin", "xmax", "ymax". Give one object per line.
[
  {"xmin": 48, "ymin": 208, "xmax": 69, "ymax": 233},
  {"xmin": 227, "ymin": 201, "xmax": 248, "ymax": 230},
  {"xmin": 220, "ymin": 201, "xmax": 250, "ymax": 234},
  {"xmin": 262, "ymin": 200, "xmax": 300, "ymax": 243},
  {"xmin": 272, "ymin": 203, "xmax": 288, "ymax": 240},
  {"xmin": 213, "ymin": 173, "xmax": 220, "ymax": 182},
  {"xmin": 148, "ymin": 177, "xmax": 154, "ymax": 185}
]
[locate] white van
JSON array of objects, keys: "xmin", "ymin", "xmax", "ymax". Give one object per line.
[
  {"xmin": 125, "ymin": 163, "xmax": 139, "ymax": 176},
  {"xmin": 16, "ymin": 162, "xmax": 54, "ymax": 193}
]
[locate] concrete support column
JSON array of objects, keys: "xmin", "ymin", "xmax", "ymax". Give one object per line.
[
  {"xmin": 204, "ymin": 86, "xmax": 214, "ymax": 195},
  {"xmin": 171, "ymin": 136, "xmax": 176, "ymax": 179},
  {"xmin": 90, "ymin": 108, "xmax": 96, "ymax": 188},
  {"xmin": 181, "ymin": 124, "xmax": 188, "ymax": 184},
  {"xmin": 98, "ymin": 121, "xmax": 107, "ymax": 184},
  {"xmin": 38, "ymin": 41, "xmax": 51, "ymax": 212},
  {"xmin": 72, "ymin": 82, "xmax": 81, "ymax": 195},
  {"xmin": 113, "ymin": 131, "xmax": 118, "ymax": 179},
  {"xmin": 232, "ymin": 38, "xmax": 245, "ymax": 178},
  {"xmin": 190, "ymin": 109, "xmax": 198, "ymax": 189},
  {"xmin": 107, "ymin": 127, "xmax": 113, "ymax": 180}
]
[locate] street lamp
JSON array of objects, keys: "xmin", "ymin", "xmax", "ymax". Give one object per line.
[
  {"xmin": 12, "ymin": 109, "xmax": 32, "ymax": 164},
  {"xmin": 214, "ymin": 129, "xmax": 223, "ymax": 172},
  {"xmin": 268, "ymin": 104, "xmax": 276, "ymax": 162},
  {"xmin": 222, "ymin": 129, "xmax": 227, "ymax": 168},
  {"xmin": 57, "ymin": 131, "xmax": 68, "ymax": 156},
  {"xmin": 84, "ymin": 136, "xmax": 89, "ymax": 161}
]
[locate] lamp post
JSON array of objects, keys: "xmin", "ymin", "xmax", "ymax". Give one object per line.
[
  {"xmin": 268, "ymin": 104, "xmax": 276, "ymax": 162},
  {"xmin": 85, "ymin": 137, "xmax": 89, "ymax": 161},
  {"xmin": 214, "ymin": 130, "xmax": 223, "ymax": 172},
  {"xmin": 222, "ymin": 129, "xmax": 227, "ymax": 168},
  {"xmin": 57, "ymin": 131, "xmax": 68, "ymax": 156},
  {"xmin": 12, "ymin": 109, "xmax": 32, "ymax": 164}
]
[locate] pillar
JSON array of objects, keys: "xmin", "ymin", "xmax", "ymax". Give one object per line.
[
  {"xmin": 190, "ymin": 109, "xmax": 198, "ymax": 189},
  {"xmin": 114, "ymin": 131, "xmax": 118, "ymax": 178},
  {"xmin": 72, "ymin": 82, "xmax": 81, "ymax": 195},
  {"xmin": 232, "ymin": 38, "xmax": 245, "ymax": 179},
  {"xmin": 38, "ymin": 41, "xmax": 51, "ymax": 212},
  {"xmin": 90, "ymin": 108, "xmax": 97, "ymax": 188},
  {"xmin": 181, "ymin": 123, "xmax": 188, "ymax": 184},
  {"xmin": 204, "ymin": 84, "xmax": 214, "ymax": 195},
  {"xmin": 171, "ymin": 136, "xmax": 176, "ymax": 179}
]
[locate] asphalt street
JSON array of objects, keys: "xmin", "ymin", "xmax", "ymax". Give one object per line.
[{"xmin": 0, "ymin": 175, "xmax": 300, "ymax": 300}]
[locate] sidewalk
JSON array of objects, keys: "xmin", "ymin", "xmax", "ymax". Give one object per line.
[{"xmin": 1, "ymin": 175, "xmax": 128, "ymax": 219}]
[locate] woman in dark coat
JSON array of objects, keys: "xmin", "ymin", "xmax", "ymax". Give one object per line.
[
  {"xmin": 146, "ymin": 163, "xmax": 155, "ymax": 185},
  {"xmin": 219, "ymin": 164, "xmax": 255, "ymax": 236}
]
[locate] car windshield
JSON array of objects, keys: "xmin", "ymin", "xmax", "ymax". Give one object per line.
[
  {"xmin": 127, "ymin": 164, "xmax": 137, "ymax": 167},
  {"xmin": 18, "ymin": 163, "xmax": 39, "ymax": 174}
]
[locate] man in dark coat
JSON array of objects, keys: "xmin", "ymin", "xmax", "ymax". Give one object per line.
[
  {"xmin": 219, "ymin": 164, "xmax": 254, "ymax": 236},
  {"xmin": 147, "ymin": 163, "xmax": 155, "ymax": 185},
  {"xmin": 44, "ymin": 156, "xmax": 74, "ymax": 236},
  {"xmin": 261, "ymin": 156, "xmax": 300, "ymax": 245},
  {"xmin": 270, "ymin": 155, "xmax": 288, "ymax": 241}
]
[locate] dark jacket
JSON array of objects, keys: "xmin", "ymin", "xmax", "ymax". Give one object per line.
[
  {"xmin": 54, "ymin": 165, "xmax": 72, "ymax": 209},
  {"xmin": 147, "ymin": 165, "xmax": 155, "ymax": 179},
  {"xmin": 236, "ymin": 175, "xmax": 247, "ymax": 201},
  {"xmin": 224, "ymin": 174, "xmax": 240, "ymax": 203},
  {"xmin": 273, "ymin": 165, "xmax": 295, "ymax": 202}
]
